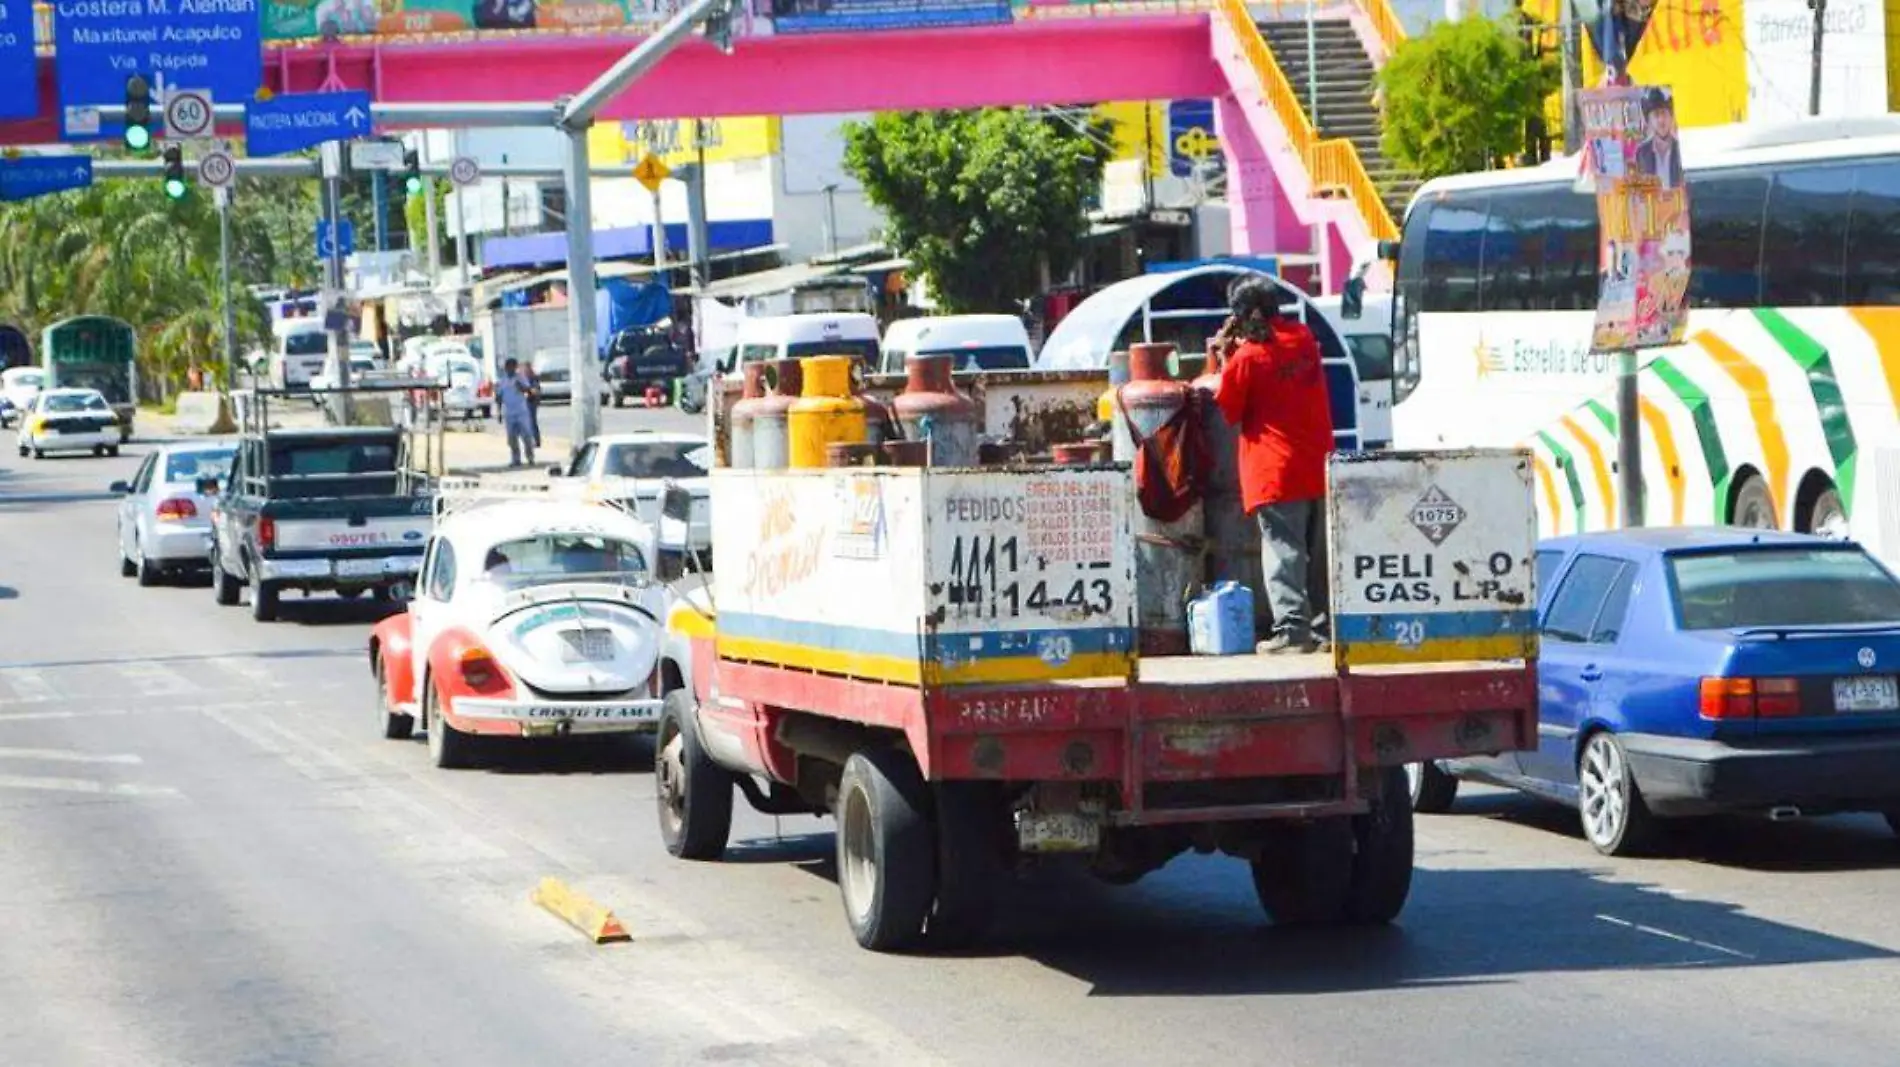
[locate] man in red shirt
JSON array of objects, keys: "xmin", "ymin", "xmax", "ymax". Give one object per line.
[{"xmin": 1214, "ymin": 278, "xmax": 1334, "ymax": 654}]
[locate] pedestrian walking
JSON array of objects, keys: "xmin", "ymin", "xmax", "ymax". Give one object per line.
[
  {"xmin": 523, "ymin": 363, "xmax": 544, "ymax": 448},
  {"xmin": 496, "ymin": 357, "xmax": 537, "ymax": 468},
  {"xmin": 1213, "ymin": 278, "xmax": 1335, "ymax": 654}
]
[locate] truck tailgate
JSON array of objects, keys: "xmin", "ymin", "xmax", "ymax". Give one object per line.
[{"xmin": 263, "ymin": 496, "xmax": 432, "ymax": 553}]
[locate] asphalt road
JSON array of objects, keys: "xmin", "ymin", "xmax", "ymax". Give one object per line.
[{"xmin": 5, "ymin": 426, "xmax": 1900, "ymax": 1066}]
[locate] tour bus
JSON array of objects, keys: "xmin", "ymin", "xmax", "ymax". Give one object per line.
[{"xmin": 1390, "ymin": 115, "xmax": 1900, "ymax": 547}]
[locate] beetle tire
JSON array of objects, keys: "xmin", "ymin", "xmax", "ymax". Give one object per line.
[
  {"xmin": 425, "ymin": 683, "xmax": 475, "ymax": 769},
  {"xmin": 377, "ymin": 661, "xmax": 414, "ymax": 741},
  {"xmin": 836, "ymin": 746, "xmax": 936, "ymax": 952},
  {"xmin": 1251, "ymin": 817, "xmax": 1355, "ymax": 926},
  {"xmin": 1345, "ymin": 765, "xmax": 1416, "ymax": 924}
]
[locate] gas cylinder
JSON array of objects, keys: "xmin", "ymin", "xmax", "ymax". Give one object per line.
[
  {"xmin": 1192, "ymin": 356, "xmax": 1266, "ymax": 629},
  {"xmin": 894, "ymin": 353, "xmax": 980, "ymax": 466},
  {"xmin": 1096, "ymin": 348, "xmax": 1131, "ymax": 425},
  {"xmin": 751, "ymin": 359, "xmax": 803, "ymax": 470},
  {"xmin": 788, "ymin": 356, "xmax": 868, "ymax": 469},
  {"xmin": 1113, "ymin": 342, "xmax": 1201, "ymax": 656},
  {"xmin": 727, "ymin": 363, "xmax": 769, "ymax": 469}
]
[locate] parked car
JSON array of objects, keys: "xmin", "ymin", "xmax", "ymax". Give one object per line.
[
  {"xmin": 605, "ymin": 325, "xmax": 688, "ymax": 407},
  {"xmin": 1406, "ymin": 528, "xmax": 1900, "ymax": 855},
  {"xmin": 366, "ymin": 491, "xmax": 679, "ymax": 768},
  {"xmin": 530, "ymin": 347, "xmax": 573, "ymax": 404},
  {"xmin": 550, "ymin": 431, "xmax": 712, "ymax": 567},
  {"xmin": 878, "ymin": 314, "xmax": 1033, "ymax": 374},
  {"xmin": 111, "ymin": 442, "xmax": 237, "ymax": 586},
  {"xmin": 0, "ymin": 366, "xmax": 45, "ymax": 427},
  {"xmin": 14, "ymin": 388, "xmax": 119, "ymax": 458}
]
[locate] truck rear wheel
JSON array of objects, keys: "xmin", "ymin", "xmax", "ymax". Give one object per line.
[
  {"xmin": 251, "ymin": 580, "xmax": 279, "ymax": 622},
  {"xmin": 656, "ymin": 690, "xmax": 733, "ymax": 860},
  {"xmin": 837, "ymin": 747, "xmax": 935, "ymax": 952},
  {"xmin": 1345, "ymin": 766, "xmax": 1416, "ymax": 924},
  {"xmin": 1251, "ymin": 818, "xmax": 1354, "ymax": 926},
  {"xmin": 924, "ymin": 781, "xmax": 1002, "ymax": 949}
]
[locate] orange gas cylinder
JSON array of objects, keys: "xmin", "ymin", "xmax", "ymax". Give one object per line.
[
  {"xmin": 1113, "ymin": 342, "xmax": 1202, "ymax": 656},
  {"xmin": 727, "ymin": 362, "xmax": 769, "ymax": 469}
]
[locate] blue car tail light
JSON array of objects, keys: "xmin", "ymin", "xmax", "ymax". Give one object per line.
[{"xmin": 1699, "ymin": 677, "xmax": 1801, "ymax": 720}]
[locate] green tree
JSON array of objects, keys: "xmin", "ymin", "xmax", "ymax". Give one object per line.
[
  {"xmin": 1375, "ymin": 17, "xmax": 1560, "ymax": 180},
  {"xmin": 842, "ymin": 108, "xmax": 1113, "ymax": 313}
]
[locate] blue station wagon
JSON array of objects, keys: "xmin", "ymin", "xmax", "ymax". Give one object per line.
[{"xmin": 1407, "ymin": 528, "xmax": 1900, "ymax": 855}]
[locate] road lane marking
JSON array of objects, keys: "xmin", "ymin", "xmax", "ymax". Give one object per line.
[
  {"xmin": 114, "ymin": 661, "xmax": 199, "ymax": 697},
  {"xmin": 210, "ymin": 655, "xmax": 280, "ymax": 689},
  {"xmin": 0, "ymin": 700, "xmax": 298, "ymax": 721},
  {"xmin": 0, "ymin": 747, "xmax": 141, "ymax": 765},
  {"xmin": 0, "ymin": 774, "xmax": 179, "ymax": 798},
  {"xmin": 0, "ymin": 669, "xmax": 57, "ymax": 703},
  {"xmin": 1596, "ymin": 913, "xmax": 1754, "ymax": 959}
]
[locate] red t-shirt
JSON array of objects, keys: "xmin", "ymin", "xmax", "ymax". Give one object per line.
[{"xmin": 1215, "ymin": 322, "xmax": 1334, "ymax": 510}]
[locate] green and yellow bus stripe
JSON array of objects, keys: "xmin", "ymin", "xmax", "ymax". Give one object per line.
[
  {"xmin": 1694, "ymin": 331, "xmax": 1790, "ymax": 519},
  {"xmin": 1650, "ymin": 356, "xmax": 1732, "ymax": 502},
  {"xmin": 1531, "ymin": 454, "xmax": 1563, "ymax": 533},
  {"xmin": 1535, "ymin": 430, "xmax": 1587, "ymax": 533},
  {"xmin": 1637, "ymin": 395, "xmax": 1688, "ymax": 525},
  {"xmin": 1847, "ymin": 308, "xmax": 1900, "ymax": 423},
  {"xmin": 1755, "ymin": 309, "xmax": 1856, "ymax": 504},
  {"xmin": 1559, "ymin": 414, "xmax": 1615, "ymax": 527}
]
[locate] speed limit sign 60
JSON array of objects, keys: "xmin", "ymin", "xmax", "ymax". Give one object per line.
[
  {"xmin": 165, "ymin": 89, "xmax": 215, "ymax": 141},
  {"xmin": 199, "ymin": 150, "xmax": 237, "ymax": 190}
]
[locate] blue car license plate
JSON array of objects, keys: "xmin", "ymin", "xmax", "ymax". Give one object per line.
[{"xmin": 1833, "ymin": 675, "xmax": 1898, "ymax": 712}]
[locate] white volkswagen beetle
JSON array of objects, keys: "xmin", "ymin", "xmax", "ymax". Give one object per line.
[{"xmin": 367, "ymin": 488, "xmax": 682, "ymax": 769}]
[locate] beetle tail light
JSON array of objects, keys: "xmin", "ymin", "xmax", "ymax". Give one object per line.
[{"xmin": 457, "ymin": 646, "xmax": 509, "ymax": 693}]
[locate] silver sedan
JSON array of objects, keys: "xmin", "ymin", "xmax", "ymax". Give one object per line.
[{"xmin": 112, "ymin": 441, "xmax": 237, "ymax": 586}]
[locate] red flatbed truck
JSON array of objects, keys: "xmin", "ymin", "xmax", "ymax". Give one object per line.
[{"xmin": 655, "ymin": 449, "xmax": 1539, "ymax": 951}]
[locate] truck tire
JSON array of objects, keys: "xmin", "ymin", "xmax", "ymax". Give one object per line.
[
  {"xmin": 837, "ymin": 746, "xmax": 936, "ymax": 952},
  {"xmin": 924, "ymin": 780, "xmax": 1003, "ymax": 950},
  {"xmin": 251, "ymin": 580, "xmax": 280, "ymax": 622},
  {"xmin": 376, "ymin": 662, "xmax": 414, "ymax": 741},
  {"xmin": 212, "ymin": 553, "xmax": 241, "ymax": 606},
  {"xmin": 1407, "ymin": 760, "xmax": 1460, "ymax": 814},
  {"xmin": 424, "ymin": 683, "xmax": 475, "ymax": 769},
  {"xmin": 1345, "ymin": 765, "xmax": 1416, "ymax": 925},
  {"xmin": 656, "ymin": 690, "xmax": 734, "ymax": 861},
  {"xmin": 1250, "ymin": 818, "xmax": 1354, "ymax": 927}
]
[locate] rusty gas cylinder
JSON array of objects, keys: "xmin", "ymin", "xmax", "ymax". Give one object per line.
[
  {"xmin": 893, "ymin": 353, "xmax": 980, "ymax": 466},
  {"xmin": 882, "ymin": 439, "xmax": 929, "ymax": 467},
  {"xmin": 727, "ymin": 362, "xmax": 770, "ymax": 469},
  {"xmin": 1113, "ymin": 341, "xmax": 1201, "ymax": 656},
  {"xmin": 826, "ymin": 441, "xmax": 880, "ymax": 467},
  {"xmin": 1191, "ymin": 354, "xmax": 1264, "ymax": 628},
  {"xmin": 751, "ymin": 358, "xmax": 803, "ymax": 470}
]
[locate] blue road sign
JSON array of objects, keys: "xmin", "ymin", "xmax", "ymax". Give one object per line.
[
  {"xmin": 248, "ymin": 92, "xmax": 374, "ymax": 158},
  {"xmin": 53, "ymin": 0, "xmax": 262, "ymax": 141},
  {"xmin": 316, "ymin": 219, "xmax": 356, "ymax": 259},
  {"xmin": 0, "ymin": 0, "xmax": 37, "ymax": 120},
  {"xmin": 0, "ymin": 156, "xmax": 95, "ymax": 203},
  {"xmin": 1168, "ymin": 100, "xmax": 1223, "ymax": 179}
]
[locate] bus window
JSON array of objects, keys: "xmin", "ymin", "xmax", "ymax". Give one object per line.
[
  {"xmin": 1687, "ymin": 168, "xmax": 1769, "ymax": 308},
  {"xmin": 1846, "ymin": 160, "xmax": 1900, "ymax": 305},
  {"xmin": 1760, "ymin": 161, "xmax": 1852, "ymax": 308},
  {"xmin": 1423, "ymin": 191, "xmax": 1487, "ymax": 313}
]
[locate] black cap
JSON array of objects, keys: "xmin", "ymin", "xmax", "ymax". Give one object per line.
[{"xmin": 1642, "ymin": 88, "xmax": 1670, "ymax": 114}]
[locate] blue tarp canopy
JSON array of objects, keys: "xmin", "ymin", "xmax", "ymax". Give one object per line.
[
  {"xmin": 481, "ymin": 219, "xmax": 775, "ymax": 271},
  {"xmin": 595, "ymin": 279, "xmax": 673, "ymax": 358}
]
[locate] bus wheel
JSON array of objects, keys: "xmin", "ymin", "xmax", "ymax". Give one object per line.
[
  {"xmin": 1808, "ymin": 488, "xmax": 1847, "ymax": 540},
  {"xmin": 1730, "ymin": 474, "xmax": 1776, "ymax": 529}
]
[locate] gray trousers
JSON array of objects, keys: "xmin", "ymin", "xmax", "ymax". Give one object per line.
[{"xmin": 1256, "ymin": 500, "xmax": 1330, "ymax": 641}]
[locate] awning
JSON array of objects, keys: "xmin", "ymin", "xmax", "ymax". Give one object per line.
[
  {"xmin": 849, "ymin": 257, "xmax": 911, "ymax": 274},
  {"xmin": 691, "ymin": 261, "xmax": 845, "ymax": 301}
]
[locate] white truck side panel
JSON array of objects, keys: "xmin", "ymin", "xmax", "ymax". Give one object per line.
[{"xmin": 1327, "ymin": 449, "xmax": 1538, "ymax": 667}]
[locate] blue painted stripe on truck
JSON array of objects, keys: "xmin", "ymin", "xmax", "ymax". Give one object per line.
[
  {"xmin": 715, "ymin": 611, "xmax": 1135, "ymax": 661},
  {"xmin": 1333, "ymin": 610, "xmax": 1538, "ymax": 642}
]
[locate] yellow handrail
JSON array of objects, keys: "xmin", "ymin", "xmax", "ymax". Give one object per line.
[
  {"xmin": 1355, "ymin": 0, "xmax": 1408, "ymax": 57},
  {"xmin": 1214, "ymin": 0, "xmax": 1398, "ymax": 242}
]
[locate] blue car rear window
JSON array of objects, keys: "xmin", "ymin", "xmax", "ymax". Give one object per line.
[{"xmin": 1670, "ymin": 548, "xmax": 1900, "ymax": 629}]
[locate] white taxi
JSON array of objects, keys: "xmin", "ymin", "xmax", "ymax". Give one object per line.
[
  {"xmin": 15, "ymin": 388, "xmax": 120, "ymax": 458},
  {"xmin": 367, "ymin": 488, "xmax": 681, "ymax": 769}
]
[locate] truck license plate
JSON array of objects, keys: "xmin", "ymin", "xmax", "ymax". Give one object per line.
[
  {"xmin": 561, "ymin": 628, "xmax": 615, "ymax": 662},
  {"xmin": 1834, "ymin": 675, "xmax": 1898, "ymax": 712},
  {"xmin": 1017, "ymin": 812, "xmax": 1101, "ymax": 853},
  {"xmin": 336, "ymin": 558, "xmax": 388, "ymax": 577},
  {"xmin": 523, "ymin": 704, "xmax": 654, "ymax": 721}
]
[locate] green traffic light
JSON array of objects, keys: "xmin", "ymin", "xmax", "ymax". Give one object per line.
[
  {"xmin": 164, "ymin": 178, "xmax": 187, "ymax": 199},
  {"xmin": 124, "ymin": 125, "xmax": 151, "ymax": 151},
  {"xmin": 405, "ymin": 176, "xmax": 422, "ymax": 195}
]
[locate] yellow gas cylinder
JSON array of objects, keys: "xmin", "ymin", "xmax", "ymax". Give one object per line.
[{"xmin": 787, "ymin": 355, "xmax": 868, "ymax": 468}]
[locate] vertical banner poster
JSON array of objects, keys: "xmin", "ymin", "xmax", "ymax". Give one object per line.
[{"xmin": 1578, "ymin": 84, "xmax": 1692, "ymax": 352}]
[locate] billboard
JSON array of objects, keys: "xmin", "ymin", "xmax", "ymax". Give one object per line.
[
  {"xmin": 263, "ymin": 0, "xmax": 686, "ymax": 40},
  {"xmin": 1578, "ymin": 85, "xmax": 1691, "ymax": 353}
]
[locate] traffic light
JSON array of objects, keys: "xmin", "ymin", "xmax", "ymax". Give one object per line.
[
  {"xmin": 124, "ymin": 75, "xmax": 153, "ymax": 151},
  {"xmin": 402, "ymin": 149, "xmax": 422, "ymax": 195},
  {"xmin": 162, "ymin": 146, "xmax": 187, "ymax": 199}
]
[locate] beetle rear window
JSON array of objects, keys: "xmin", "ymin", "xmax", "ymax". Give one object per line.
[
  {"xmin": 482, "ymin": 534, "xmax": 648, "ymax": 589},
  {"xmin": 1670, "ymin": 547, "xmax": 1900, "ymax": 629}
]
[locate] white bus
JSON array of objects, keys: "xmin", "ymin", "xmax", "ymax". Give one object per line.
[{"xmin": 1390, "ymin": 115, "xmax": 1900, "ymax": 546}]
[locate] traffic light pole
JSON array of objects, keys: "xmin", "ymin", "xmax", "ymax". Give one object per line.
[
  {"xmin": 217, "ymin": 185, "xmax": 237, "ymax": 392},
  {"xmin": 320, "ymin": 142, "xmax": 353, "ymax": 421}
]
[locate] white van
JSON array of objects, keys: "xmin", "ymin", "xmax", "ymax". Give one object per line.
[
  {"xmin": 878, "ymin": 314, "xmax": 1033, "ymax": 375},
  {"xmin": 1308, "ymin": 287, "xmax": 1395, "ymax": 449},
  {"xmin": 272, "ymin": 320, "xmax": 330, "ymax": 391},
  {"xmin": 730, "ymin": 313, "xmax": 881, "ymax": 372}
]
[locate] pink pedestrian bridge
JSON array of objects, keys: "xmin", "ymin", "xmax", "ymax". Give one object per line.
[{"xmin": 4, "ymin": 1, "xmax": 1405, "ymax": 290}]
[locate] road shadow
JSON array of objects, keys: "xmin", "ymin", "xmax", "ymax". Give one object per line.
[
  {"xmin": 781, "ymin": 836, "xmax": 1897, "ymax": 990},
  {"xmin": 1448, "ymin": 791, "xmax": 1900, "ymax": 873},
  {"xmin": 270, "ymin": 593, "xmax": 408, "ymax": 627},
  {"xmin": 724, "ymin": 831, "xmax": 833, "ymax": 866},
  {"xmin": 445, "ymin": 732, "xmax": 655, "ymax": 776}
]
